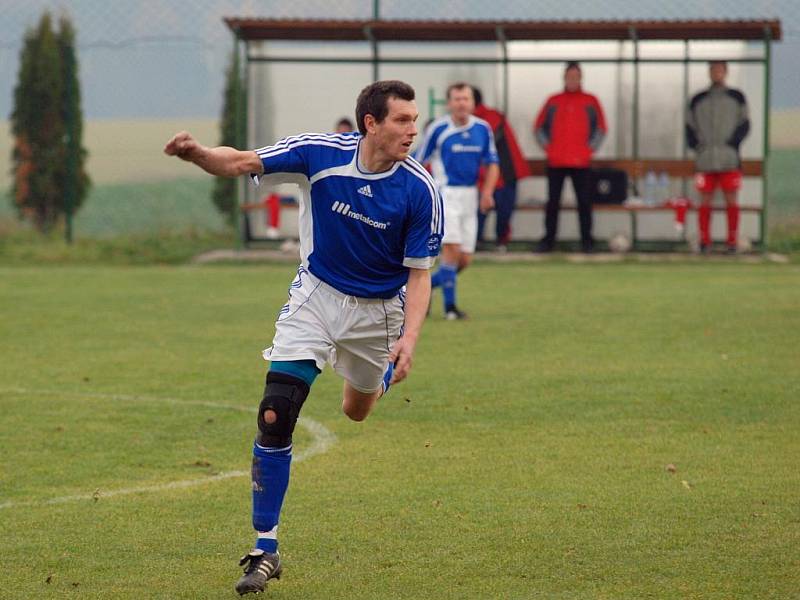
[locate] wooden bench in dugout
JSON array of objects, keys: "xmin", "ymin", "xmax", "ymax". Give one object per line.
[
  {"xmin": 514, "ymin": 159, "xmax": 765, "ymax": 249},
  {"xmin": 241, "ymin": 159, "xmax": 765, "ymax": 249}
]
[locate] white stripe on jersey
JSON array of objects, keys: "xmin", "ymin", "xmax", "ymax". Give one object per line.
[
  {"xmin": 403, "ymin": 156, "xmax": 441, "ymax": 234},
  {"xmin": 414, "ymin": 115, "xmax": 450, "ymax": 163},
  {"xmin": 436, "ymin": 115, "xmax": 480, "ymax": 148},
  {"xmin": 255, "ymin": 133, "xmax": 360, "ymax": 158},
  {"xmin": 402, "ymin": 157, "xmax": 443, "ymax": 235},
  {"xmin": 418, "ymin": 116, "xmax": 461, "ymax": 187},
  {"xmin": 256, "ymin": 134, "xmax": 358, "ymax": 154},
  {"xmin": 257, "ymin": 139, "xmax": 358, "ymax": 161},
  {"xmin": 403, "ymin": 159, "xmax": 440, "ymax": 235},
  {"xmin": 403, "ymin": 158, "xmax": 441, "ymax": 235},
  {"xmin": 254, "ymin": 132, "xmax": 359, "ymax": 155}
]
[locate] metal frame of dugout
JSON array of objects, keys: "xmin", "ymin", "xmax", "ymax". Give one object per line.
[{"xmin": 223, "ymin": 18, "xmax": 781, "ymax": 251}]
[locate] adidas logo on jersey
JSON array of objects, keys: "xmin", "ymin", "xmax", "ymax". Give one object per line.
[
  {"xmin": 357, "ymin": 184, "xmax": 373, "ymax": 197},
  {"xmin": 331, "ymin": 201, "xmax": 388, "ymax": 230}
]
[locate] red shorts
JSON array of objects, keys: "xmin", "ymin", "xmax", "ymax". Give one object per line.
[{"xmin": 694, "ymin": 170, "xmax": 741, "ymax": 194}]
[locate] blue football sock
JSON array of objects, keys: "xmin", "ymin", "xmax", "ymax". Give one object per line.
[
  {"xmin": 252, "ymin": 443, "xmax": 292, "ymax": 553},
  {"xmin": 430, "ymin": 268, "xmax": 443, "ymax": 289},
  {"xmin": 440, "ymin": 263, "xmax": 457, "ymax": 310}
]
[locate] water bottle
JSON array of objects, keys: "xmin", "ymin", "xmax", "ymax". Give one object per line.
[
  {"xmin": 658, "ymin": 172, "xmax": 670, "ymax": 205},
  {"xmin": 644, "ymin": 171, "xmax": 657, "ymax": 206}
]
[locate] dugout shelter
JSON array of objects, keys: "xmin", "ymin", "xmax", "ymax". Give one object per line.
[{"xmin": 224, "ymin": 18, "xmax": 781, "ymax": 250}]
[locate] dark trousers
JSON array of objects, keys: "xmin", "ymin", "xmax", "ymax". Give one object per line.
[
  {"xmin": 543, "ymin": 167, "xmax": 593, "ymax": 245},
  {"xmin": 477, "ymin": 183, "xmax": 517, "ymax": 245}
]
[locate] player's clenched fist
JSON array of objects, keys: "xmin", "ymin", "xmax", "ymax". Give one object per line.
[
  {"xmin": 388, "ymin": 336, "xmax": 415, "ymax": 385},
  {"xmin": 164, "ymin": 131, "xmax": 202, "ymax": 161}
]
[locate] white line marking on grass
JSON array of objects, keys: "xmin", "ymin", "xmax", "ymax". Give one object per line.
[{"xmin": 0, "ymin": 388, "xmax": 336, "ymax": 510}]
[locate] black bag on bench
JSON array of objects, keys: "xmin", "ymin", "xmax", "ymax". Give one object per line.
[{"xmin": 589, "ymin": 168, "xmax": 628, "ymax": 204}]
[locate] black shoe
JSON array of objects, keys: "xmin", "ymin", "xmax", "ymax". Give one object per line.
[
  {"xmin": 444, "ymin": 306, "xmax": 468, "ymax": 321},
  {"xmin": 700, "ymin": 243, "xmax": 712, "ymax": 255},
  {"xmin": 534, "ymin": 240, "xmax": 554, "ymax": 253},
  {"xmin": 235, "ymin": 550, "xmax": 282, "ymax": 595}
]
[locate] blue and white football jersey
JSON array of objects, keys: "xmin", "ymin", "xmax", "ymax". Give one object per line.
[
  {"xmin": 254, "ymin": 132, "xmax": 443, "ymax": 299},
  {"xmin": 414, "ymin": 115, "xmax": 499, "ymax": 187}
]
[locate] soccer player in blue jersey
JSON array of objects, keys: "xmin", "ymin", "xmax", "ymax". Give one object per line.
[
  {"xmin": 415, "ymin": 82, "xmax": 499, "ymax": 320},
  {"xmin": 164, "ymin": 80, "xmax": 442, "ymax": 595}
]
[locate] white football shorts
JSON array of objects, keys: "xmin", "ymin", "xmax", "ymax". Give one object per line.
[
  {"xmin": 440, "ymin": 185, "xmax": 479, "ymax": 254},
  {"xmin": 262, "ymin": 267, "xmax": 405, "ymax": 393}
]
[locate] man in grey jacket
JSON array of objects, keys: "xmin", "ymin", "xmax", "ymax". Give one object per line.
[{"xmin": 686, "ymin": 61, "xmax": 750, "ymax": 254}]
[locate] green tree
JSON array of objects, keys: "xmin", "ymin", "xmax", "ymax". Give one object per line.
[
  {"xmin": 57, "ymin": 15, "xmax": 91, "ymax": 240},
  {"xmin": 212, "ymin": 50, "xmax": 243, "ymax": 225},
  {"xmin": 11, "ymin": 12, "xmax": 63, "ymax": 231},
  {"xmin": 10, "ymin": 11, "xmax": 89, "ymax": 234}
]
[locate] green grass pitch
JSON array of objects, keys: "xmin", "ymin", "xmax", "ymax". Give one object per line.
[{"xmin": 1, "ymin": 262, "xmax": 799, "ymax": 598}]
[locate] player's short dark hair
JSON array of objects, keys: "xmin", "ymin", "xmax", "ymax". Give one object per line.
[
  {"xmin": 472, "ymin": 86, "xmax": 484, "ymax": 106},
  {"xmin": 709, "ymin": 60, "xmax": 728, "ymax": 70},
  {"xmin": 355, "ymin": 80, "xmax": 416, "ymax": 135},
  {"xmin": 446, "ymin": 82, "xmax": 473, "ymax": 99},
  {"xmin": 336, "ymin": 117, "xmax": 354, "ymax": 130},
  {"xmin": 565, "ymin": 61, "xmax": 581, "ymax": 73}
]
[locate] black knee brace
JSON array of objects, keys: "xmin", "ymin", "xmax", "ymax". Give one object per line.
[{"xmin": 256, "ymin": 371, "xmax": 310, "ymax": 448}]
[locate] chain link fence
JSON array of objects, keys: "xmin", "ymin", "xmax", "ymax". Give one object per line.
[{"xmin": 1, "ymin": 0, "xmax": 797, "ymax": 243}]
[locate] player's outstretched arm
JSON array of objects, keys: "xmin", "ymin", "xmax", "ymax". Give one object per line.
[
  {"xmin": 388, "ymin": 267, "xmax": 431, "ymax": 385},
  {"xmin": 163, "ymin": 131, "xmax": 263, "ymax": 178}
]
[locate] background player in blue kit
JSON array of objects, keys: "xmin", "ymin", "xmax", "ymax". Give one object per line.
[
  {"xmin": 415, "ymin": 82, "xmax": 499, "ymax": 320},
  {"xmin": 164, "ymin": 80, "xmax": 442, "ymax": 595}
]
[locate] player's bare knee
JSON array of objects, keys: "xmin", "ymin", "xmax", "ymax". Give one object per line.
[
  {"xmin": 342, "ymin": 399, "xmax": 370, "ymax": 422},
  {"xmin": 263, "ymin": 409, "xmax": 277, "ymax": 425},
  {"xmin": 345, "ymin": 409, "xmax": 368, "ymax": 422}
]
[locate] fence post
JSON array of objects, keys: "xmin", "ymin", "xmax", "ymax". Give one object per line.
[
  {"xmin": 761, "ymin": 26, "xmax": 772, "ymax": 250},
  {"xmin": 232, "ymin": 31, "xmax": 245, "ymax": 250}
]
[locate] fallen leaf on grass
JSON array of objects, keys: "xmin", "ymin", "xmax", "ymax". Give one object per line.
[
  {"xmin": 92, "ymin": 489, "xmax": 101, "ymax": 502},
  {"xmin": 681, "ymin": 480, "xmax": 692, "ymax": 490},
  {"xmin": 424, "ymin": 441, "xmax": 431, "ymax": 448},
  {"xmin": 45, "ymin": 575, "xmax": 53, "ymax": 584},
  {"xmin": 666, "ymin": 464, "xmax": 677, "ymax": 474}
]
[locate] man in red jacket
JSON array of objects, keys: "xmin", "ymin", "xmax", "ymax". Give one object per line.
[
  {"xmin": 473, "ymin": 87, "xmax": 532, "ymax": 251},
  {"xmin": 533, "ymin": 62, "xmax": 607, "ymax": 253}
]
